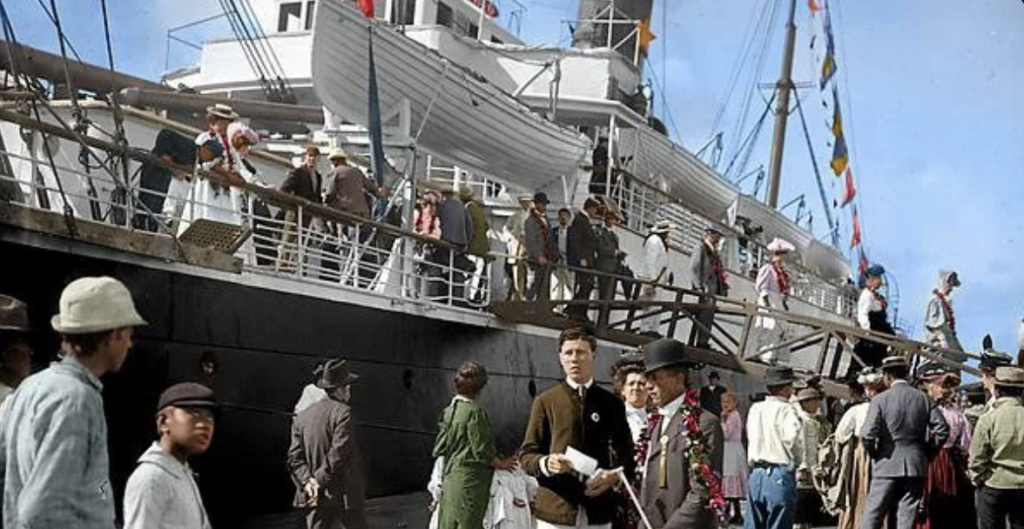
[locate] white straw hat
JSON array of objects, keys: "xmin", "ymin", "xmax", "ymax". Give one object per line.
[
  {"xmin": 649, "ymin": 220, "xmax": 673, "ymax": 234},
  {"xmin": 51, "ymin": 277, "xmax": 147, "ymax": 334},
  {"xmin": 328, "ymin": 147, "xmax": 347, "ymax": 160},
  {"xmin": 767, "ymin": 237, "xmax": 795, "ymax": 254}
]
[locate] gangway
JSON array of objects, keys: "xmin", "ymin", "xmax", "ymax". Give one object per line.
[{"xmin": 491, "ymin": 266, "xmax": 981, "ymax": 398}]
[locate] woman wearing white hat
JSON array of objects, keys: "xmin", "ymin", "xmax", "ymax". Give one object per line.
[
  {"xmin": 923, "ymin": 270, "xmax": 966, "ymax": 361},
  {"xmin": 750, "ymin": 237, "xmax": 796, "ymax": 364},
  {"xmin": 179, "ymin": 105, "xmax": 248, "ymax": 233}
]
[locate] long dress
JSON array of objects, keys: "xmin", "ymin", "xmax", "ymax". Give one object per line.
[
  {"xmin": 915, "ymin": 404, "xmax": 976, "ymax": 529},
  {"xmin": 752, "ymin": 263, "xmax": 792, "ymax": 364},
  {"xmin": 432, "ymin": 396, "xmax": 496, "ymax": 529},
  {"xmin": 721, "ymin": 410, "xmax": 748, "ymax": 499},
  {"xmin": 834, "ymin": 402, "xmax": 873, "ymax": 529}
]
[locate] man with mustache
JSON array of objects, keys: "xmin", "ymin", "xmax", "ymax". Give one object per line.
[{"xmin": 123, "ymin": 382, "xmax": 218, "ymax": 529}]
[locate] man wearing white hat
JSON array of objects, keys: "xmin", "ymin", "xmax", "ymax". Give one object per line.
[
  {"xmin": 324, "ymin": 147, "xmax": 389, "ymax": 222},
  {"xmin": 637, "ymin": 220, "xmax": 672, "ymax": 335},
  {"xmin": 0, "ymin": 276, "xmax": 146, "ymax": 529}
]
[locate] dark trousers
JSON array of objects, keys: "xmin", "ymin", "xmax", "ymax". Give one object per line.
[
  {"xmin": 694, "ymin": 293, "xmax": 718, "ymax": 348},
  {"xmin": 306, "ymin": 505, "xmax": 367, "ymax": 529},
  {"xmin": 526, "ymin": 262, "xmax": 550, "ymax": 301},
  {"xmin": 976, "ymin": 486, "xmax": 1024, "ymax": 529},
  {"xmin": 861, "ymin": 476, "xmax": 924, "ymax": 529},
  {"xmin": 569, "ymin": 266, "xmax": 595, "ymax": 320}
]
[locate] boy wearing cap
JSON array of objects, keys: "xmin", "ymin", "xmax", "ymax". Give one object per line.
[
  {"xmin": 968, "ymin": 366, "xmax": 1024, "ymax": 529},
  {"xmin": 0, "ymin": 276, "xmax": 145, "ymax": 529},
  {"xmin": 123, "ymin": 383, "xmax": 217, "ymax": 529}
]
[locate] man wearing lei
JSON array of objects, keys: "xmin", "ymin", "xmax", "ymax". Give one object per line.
[{"xmin": 637, "ymin": 338, "xmax": 725, "ymax": 529}]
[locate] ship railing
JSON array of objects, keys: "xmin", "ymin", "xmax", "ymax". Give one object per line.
[
  {"xmin": 0, "ymin": 148, "xmax": 492, "ymax": 311},
  {"xmin": 604, "ymin": 171, "xmax": 855, "ymax": 315}
]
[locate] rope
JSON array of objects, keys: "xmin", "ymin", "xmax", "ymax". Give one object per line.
[
  {"xmin": 794, "ymin": 93, "xmax": 839, "ymax": 248},
  {"xmin": 726, "ymin": 0, "xmax": 781, "ymax": 165}
]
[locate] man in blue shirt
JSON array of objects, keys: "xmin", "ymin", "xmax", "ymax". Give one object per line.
[{"xmin": 0, "ymin": 276, "xmax": 146, "ymax": 529}]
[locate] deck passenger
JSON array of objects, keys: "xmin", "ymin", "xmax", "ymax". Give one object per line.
[
  {"xmin": 689, "ymin": 224, "xmax": 727, "ymax": 350},
  {"xmin": 550, "ymin": 208, "xmax": 574, "ymax": 302},
  {"xmin": 461, "ymin": 185, "xmax": 491, "ymax": 304},
  {"xmin": 431, "ymin": 186, "xmax": 475, "ymax": 302},
  {"xmin": 637, "ymin": 220, "xmax": 671, "ymax": 336},
  {"xmin": 923, "ymin": 270, "xmax": 966, "ymax": 361},
  {"xmin": 566, "ymin": 198, "xmax": 601, "ymax": 322},
  {"xmin": 159, "ymin": 135, "xmax": 225, "ymax": 232},
  {"xmin": 595, "ymin": 209, "xmax": 624, "ymax": 308},
  {"xmin": 135, "ymin": 128, "xmax": 207, "ymax": 231},
  {"xmin": 524, "ymin": 192, "xmax": 554, "ymax": 302},
  {"xmin": 501, "ymin": 195, "xmax": 532, "ymax": 301},
  {"xmin": 752, "ymin": 237, "xmax": 796, "ymax": 365},
  {"xmin": 0, "ymin": 294, "xmax": 32, "ymax": 406},
  {"xmin": 276, "ymin": 145, "xmax": 323, "ymax": 272},
  {"xmin": 0, "ymin": 276, "xmax": 145, "ymax": 529},
  {"xmin": 853, "ymin": 265, "xmax": 894, "ymax": 374},
  {"xmin": 181, "ymin": 104, "xmax": 249, "ymax": 232}
]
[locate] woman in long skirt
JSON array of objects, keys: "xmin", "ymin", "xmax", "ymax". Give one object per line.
[
  {"xmin": 720, "ymin": 392, "xmax": 748, "ymax": 524},
  {"xmin": 431, "ymin": 362, "xmax": 514, "ymax": 529},
  {"xmin": 834, "ymin": 369, "xmax": 885, "ymax": 529},
  {"xmin": 751, "ymin": 238, "xmax": 795, "ymax": 364},
  {"xmin": 915, "ymin": 363, "xmax": 976, "ymax": 529}
]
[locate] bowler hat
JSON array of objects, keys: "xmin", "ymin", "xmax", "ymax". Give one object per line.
[
  {"xmin": 994, "ymin": 366, "xmax": 1024, "ymax": 388},
  {"xmin": 157, "ymin": 382, "xmax": 217, "ymax": 411},
  {"xmin": 0, "ymin": 295, "xmax": 30, "ymax": 332},
  {"xmin": 316, "ymin": 358, "xmax": 360, "ymax": 389},
  {"xmin": 642, "ymin": 338, "xmax": 695, "ymax": 373},
  {"xmin": 881, "ymin": 355, "xmax": 908, "ymax": 371},
  {"xmin": 764, "ymin": 365, "xmax": 795, "ymax": 387},
  {"xmin": 51, "ymin": 277, "xmax": 146, "ymax": 334},
  {"xmin": 533, "ymin": 192, "xmax": 550, "ymax": 205},
  {"xmin": 793, "ymin": 387, "xmax": 822, "ymax": 403}
]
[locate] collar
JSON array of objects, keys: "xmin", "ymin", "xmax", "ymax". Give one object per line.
[
  {"xmin": 55, "ymin": 354, "xmax": 103, "ymax": 392},
  {"xmin": 565, "ymin": 378, "xmax": 594, "ymax": 391},
  {"xmin": 138, "ymin": 442, "xmax": 190, "ymax": 480},
  {"xmin": 658, "ymin": 392, "xmax": 686, "ymax": 418},
  {"xmin": 625, "ymin": 402, "xmax": 647, "ymax": 415},
  {"xmin": 452, "ymin": 394, "xmax": 473, "ymax": 404},
  {"xmin": 891, "ymin": 379, "xmax": 909, "ymax": 387},
  {"xmin": 765, "ymin": 395, "xmax": 790, "ymax": 404},
  {"xmin": 993, "ymin": 396, "xmax": 1023, "ymax": 409}
]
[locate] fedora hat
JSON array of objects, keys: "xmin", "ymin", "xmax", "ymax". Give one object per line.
[
  {"xmin": 793, "ymin": 387, "xmax": 822, "ymax": 403},
  {"xmin": 993, "ymin": 366, "xmax": 1024, "ymax": 388},
  {"xmin": 327, "ymin": 147, "xmax": 347, "ymax": 160},
  {"xmin": 642, "ymin": 338, "xmax": 696, "ymax": 373},
  {"xmin": 881, "ymin": 355, "xmax": 909, "ymax": 371},
  {"xmin": 205, "ymin": 103, "xmax": 238, "ymax": 121},
  {"xmin": 765, "ymin": 365, "xmax": 795, "ymax": 387},
  {"xmin": 649, "ymin": 220, "xmax": 672, "ymax": 235},
  {"xmin": 316, "ymin": 358, "xmax": 360, "ymax": 389},
  {"xmin": 0, "ymin": 294, "xmax": 30, "ymax": 332},
  {"xmin": 51, "ymin": 277, "xmax": 146, "ymax": 334}
]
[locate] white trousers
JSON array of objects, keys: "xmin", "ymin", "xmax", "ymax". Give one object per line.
[{"xmin": 535, "ymin": 510, "xmax": 610, "ymax": 529}]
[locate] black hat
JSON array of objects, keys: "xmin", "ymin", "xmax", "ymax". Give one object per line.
[
  {"xmin": 157, "ymin": 382, "xmax": 217, "ymax": 411},
  {"xmin": 0, "ymin": 294, "xmax": 30, "ymax": 332},
  {"xmin": 765, "ymin": 366, "xmax": 795, "ymax": 387},
  {"xmin": 881, "ymin": 355, "xmax": 909, "ymax": 372},
  {"xmin": 915, "ymin": 361, "xmax": 957, "ymax": 381},
  {"xmin": 642, "ymin": 338, "xmax": 696, "ymax": 373},
  {"xmin": 316, "ymin": 358, "xmax": 360, "ymax": 389},
  {"xmin": 533, "ymin": 192, "xmax": 550, "ymax": 205},
  {"xmin": 979, "ymin": 349, "xmax": 1013, "ymax": 372},
  {"xmin": 198, "ymin": 138, "xmax": 225, "ymax": 158}
]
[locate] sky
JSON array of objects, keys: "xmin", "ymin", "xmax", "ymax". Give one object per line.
[{"xmin": 7, "ymin": 0, "xmax": 1024, "ymax": 358}]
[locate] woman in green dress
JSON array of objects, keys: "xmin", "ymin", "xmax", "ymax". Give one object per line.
[{"xmin": 432, "ymin": 362, "xmax": 511, "ymax": 529}]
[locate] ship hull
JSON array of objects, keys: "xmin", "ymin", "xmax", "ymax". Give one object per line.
[{"xmin": 0, "ymin": 228, "xmax": 600, "ymax": 525}]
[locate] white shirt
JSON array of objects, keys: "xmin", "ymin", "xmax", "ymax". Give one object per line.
[
  {"xmin": 639, "ymin": 234, "xmax": 668, "ymax": 282},
  {"xmin": 557, "ymin": 225, "xmax": 569, "ymax": 257},
  {"xmin": 835, "ymin": 402, "xmax": 870, "ymax": 444},
  {"xmin": 857, "ymin": 288, "xmax": 884, "ymax": 330},
  {"xmin": 746, "ymin": 396, "xmax": 803, "ymax": 467},
  {"xmin": 625, "ymin": 403, "xmax": 647, "ymax": 443},
  {"xmin": 657, "ymin": 392, "xmax": 686, "ymax": 435}
]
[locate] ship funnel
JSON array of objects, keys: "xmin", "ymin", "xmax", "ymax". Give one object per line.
[{"xmin": 572, "ymin": 0, "xmax": 654, "ymax": 67}]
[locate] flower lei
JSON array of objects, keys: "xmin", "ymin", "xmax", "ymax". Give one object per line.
[
  {"xmin": 934, "ymin": 290, "xmax": 955, "ymax": 333},
  {"xmin": 634, "ymin": 389, "xmax": 728, "ymax": 524}
]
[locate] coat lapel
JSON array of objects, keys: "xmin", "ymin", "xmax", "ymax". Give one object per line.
[{"xmin": 647, "ymin": 410, "xmax": 685, "ymax": 461}]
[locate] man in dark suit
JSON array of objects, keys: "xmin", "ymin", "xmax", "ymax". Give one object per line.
[
  {"xmin": 524, "ymin": 192, "xmax": 555, "ymax": 301},
  {"xmin": 519, "ymin": 327, "xmax": 635, "ymax": 529},
  {"xmin": 640, "ymin": 338, "xmax": 724, "ymax": 529},
  {"xmin": 287, "ymin": 359, "xmax": 366, "ymax": 529},
  {"xmin": 860, "ymin": 355, "xmax": 949, "ymax": 529},
  {"xmin": 699, "ymin": 371, "xmax": 728, "ymax": 417},
  {"xmin": 277, "ymin": 145, "xmax": 323, "ymax": 271},
  {"xmin": 689, "ymin": 224, "xmax": 727, "ymax": 349},
  {"xmin": 566, "ymin": 198, "xmax": 601, "ymax": 321}
]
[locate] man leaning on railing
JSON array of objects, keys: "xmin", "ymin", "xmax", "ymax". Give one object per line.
[{"xmin": 276, "ymin": 145, "xmax": 323, "ymax": 273}]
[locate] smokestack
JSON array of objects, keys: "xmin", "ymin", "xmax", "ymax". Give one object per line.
[{"xmin": 572, "ymin": 0, "xmax": 654, "ymax": 67}]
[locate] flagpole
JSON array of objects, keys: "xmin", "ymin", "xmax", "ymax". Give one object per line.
[{"xmin": 765, "ymin": 0, "xmax": 798, "ymax": 210}]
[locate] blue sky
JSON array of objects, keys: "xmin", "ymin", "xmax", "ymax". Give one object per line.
[{"xmin": 8, "ymin": 0, "xmax": 1024, "ymax": 357}]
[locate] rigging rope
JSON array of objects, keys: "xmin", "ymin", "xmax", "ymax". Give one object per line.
[
  {"xmin": 726, "ymin": 0, "xmax": 780, "ymax": 170},
  {"xmin": 722, "ymin": 92, "xmax": 774, "ymax": 181},
  {"xmin": 794, "ymin": 92, "xmax": 838, "ymax": 247},
  {"xmin": 710, "ymin": 0, "xmax": 774, "ymax": 135}
]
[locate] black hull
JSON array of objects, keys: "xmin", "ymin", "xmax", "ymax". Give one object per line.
[{"xmin": 0, "ymin": 231, "xmax": 623, "ymax": 527}]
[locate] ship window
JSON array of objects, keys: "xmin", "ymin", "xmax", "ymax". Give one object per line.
[
  {"xmin": 391, "ymin": 0, "xmax": 415, "ymax": 25},
  {"xmin": 277, "ymin": 2, "xmax": 302, "ymax": 32},
  {"xmin": 436, "ymin": 2, "xmax": 453, "ymax": 27},
  {"xmin": 491, "ymin": 35, "xmax": 503, "ymax": 44},
  {"xmin": 468, "ymin": 22, "xmax": 479, "ymax": 39},
  {"xmin": 304, "ymin": 1, "xmax": 316, "ymax": 30}
]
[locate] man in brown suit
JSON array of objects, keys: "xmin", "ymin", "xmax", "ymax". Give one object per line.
[
  {"xmin": 287, "ymin": 359, "xmax": 366, "ymax": 529},
  {"xmin": 519, "ymin": 327, "xmax": 635, "ymax": 529},
  {"xmin": 640, "ymin": 338, "xmax": 724, "ymax": 529}
]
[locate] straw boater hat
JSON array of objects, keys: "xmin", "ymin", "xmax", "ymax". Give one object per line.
[
  {"xmin": 50, "ymin": 277, "xmax": 146, "ymax": 334},
  {"xmin": 642, "ymin": 338, "xmax": 698, "ymax": 373},
  {"xmin": 0, "ymin": 295, "xmax": 30, "ymax": 332},
  {"xmin": 881, "ymin": 355, "xmax": 909, "ymax": 372},
  {"xmin": 517, "ymin": 194, "xmax": 533, "ymax": 203},
  {"xmin": 766, "ymin": 237, "xmax": 795, "ymax": 254},
  {"xmin": 993, "ymin": 366, "xmax": 1024, "ymax": 388},
  {"xmin": 649, "ymin": 220, "xmax": 673, "ymax": 235},
  {"xmin": 315, "ymin": 358, "xmax": 360, "ymax": 389},
  {"xmin": 206, "ymin": 103, "xmax": 238, "ymax": 121},
  {"xmin": 328, "ymin": 147, "xmax": 347, "ymax": 161}
]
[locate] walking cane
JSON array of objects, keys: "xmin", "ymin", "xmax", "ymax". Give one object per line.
[{"xmin": 612, "ymin": 468, "xmax": 655, "ymax": 529}]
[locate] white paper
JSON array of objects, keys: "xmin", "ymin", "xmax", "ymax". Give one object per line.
[{"xmin": 564, "ymin": 446, "xmax": 599, "ymax": 477}]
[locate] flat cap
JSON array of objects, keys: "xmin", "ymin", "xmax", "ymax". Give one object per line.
[{"xmin": 157, "ymin": 382, "xmax": 217, "ymax": 411}]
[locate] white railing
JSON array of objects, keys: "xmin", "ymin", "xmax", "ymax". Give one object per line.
[{"xmin": 0, "ymin": 149, "xmax": 492, "ymax": 312}]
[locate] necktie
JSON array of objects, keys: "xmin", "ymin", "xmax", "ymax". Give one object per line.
[{"xmin": 578, "ymin": 385, "xmax": 586, "ymax": 400}]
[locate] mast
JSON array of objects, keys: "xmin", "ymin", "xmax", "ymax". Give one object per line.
[{"xmin": 765, "ymin": 0, "xmax": 798, "ymax": 209}]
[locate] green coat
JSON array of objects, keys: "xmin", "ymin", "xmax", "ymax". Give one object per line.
[
  {"xmin": 465, "ymin": 201, "xmax": 491, "ymax": 258},
  {"xmin": 432, "ymin": 398, "xmax": 496, "ymax": 529}
]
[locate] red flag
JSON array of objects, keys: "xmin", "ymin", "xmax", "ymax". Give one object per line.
[
  {"xmin": 841, "ymin": 168, "xmax": 857, "ymax": 207},
  {"xmin": 850, "ymin": 207, "xmax": 862, "ymax": 249},
  {"xmin": 858, "ymin": 248, "xmax": 869, "ymax": 277},
  {"xmin": 808, "ymin": 0, "xmax": 822, "ymax": 14},
  {"xmin": 358, "ymin": 0, "xmax": 374, "ymax": 17}
]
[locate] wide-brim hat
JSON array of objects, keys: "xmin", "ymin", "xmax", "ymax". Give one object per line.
[
  {"xmin": 765, "ymin": 365, "xmax": 796, "ymax": 387},
  {"xmin": 943, "ymin": 270, "xmax": 961, "ymax": 288},
  {"xmin": 51, "ymin": 277, "xmax": 146, "ymax": 334},
  {"xmin": 793, "ymin": 387, "xmax": 822, "ymax": 403},
  {"xmin": 157, "ymin": 382, "xmax": 218, "ymax": 411},
  {"xmin": 881, "ymin": 355, "xmax": 909, "ymax": 371},
  {"xmin": 0, "ymin": 294, "xmax": 30, "ymax": 332},
  {"xmin": 979, "ymin": 348, "xmax": 1013, "ymax": 372},
  {"xmin": 327, "ymin": 147, "xmax": 347, "ymax": 160},
  {"xmin": 767, "ymin": 237, "xmax": 795, "ymax": 254},
  {"xmin": 516, "ymin": 194, "xmax": 533, "ymax": 203},
  {"xmin": 993, "ymin": 366, "xmax": 1024, "ymax": 388},
  {"xmin": 649, "ymin": 220, "xmax": 673, "ymax": 234},
  {"xmin": 642, "ymin": 338, "xmax": 697, "ymax": 373},
  {"xmin": 205, "ymin": 103, "xmax": 238, "ymax": 121},
  {"xmin": 857, "ymin": 367, "xmax": 883, "ymax": 387},
  {"xmin": 316, "ymin": 358, "xmax": 360, "ymax": 389}
]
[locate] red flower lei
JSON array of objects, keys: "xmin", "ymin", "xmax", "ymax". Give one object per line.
[
  {"xmin": 773, "ymin": 263, "xmax": 791, "ymax": 294},
  {"xmin": 934, "ymin": 290, "xmax": 955, "ymax": 332},
  {"xmin": 633, "ymin": 389, "xmax": 728, "ymax": 524}
]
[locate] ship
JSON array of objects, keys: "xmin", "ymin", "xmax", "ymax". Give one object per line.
[{"xmin": 0, "ymin": 0, "xmax": 968, "ymax": 526}]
